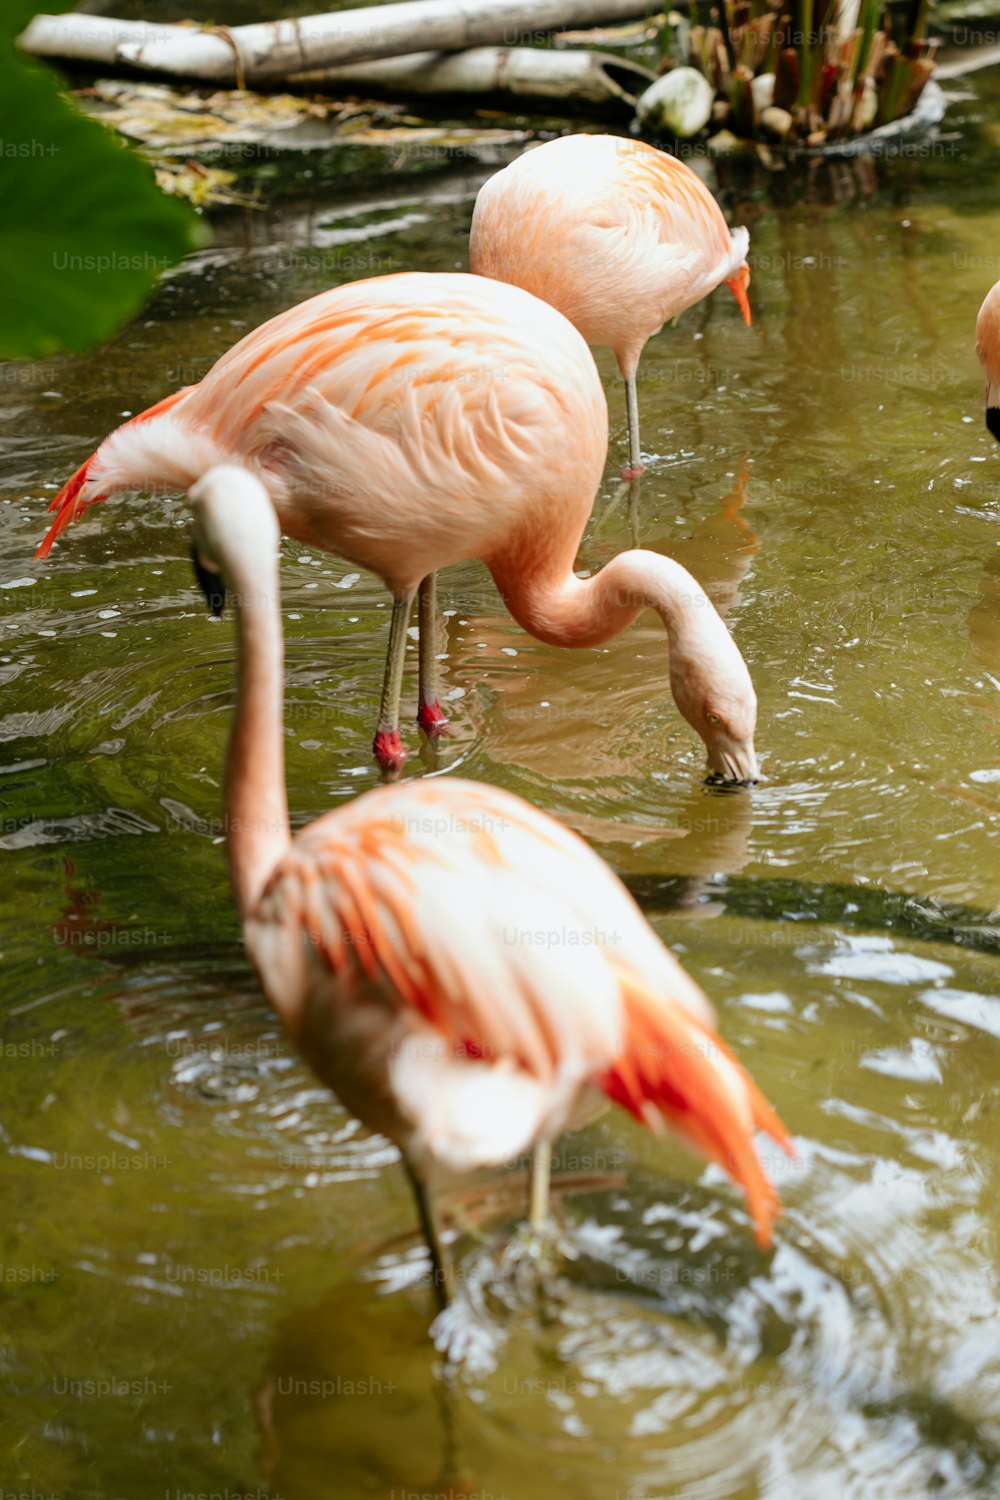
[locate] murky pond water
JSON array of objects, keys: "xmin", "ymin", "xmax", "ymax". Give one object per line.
[{"xmin": 4, "ymin": 55, "xmax": 1000, "ymax": 1500}]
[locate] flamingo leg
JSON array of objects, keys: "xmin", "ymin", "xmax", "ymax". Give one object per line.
[
  {"xmin": 373, "ymin": 592, "xmax": 414, "ymax": 774},
  {"xmin": 529, "ymin": 1138, "xmax": 553, "ymax": 1231},
  {"xmin": 417, "ymin": 573, "xmax": 448, "ymax": 737},
  {"xmin": 404, "ymin": 1157, "xmax": 455, "ymax": 1310},
  {"xmin": 622, "ymin": 372, "xmax": 645, "ymax": 481}
]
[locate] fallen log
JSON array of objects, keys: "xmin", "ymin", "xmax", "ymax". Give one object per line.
[
  {"xmin": 19, "ymin": 0, "xmax": 661, "ymax": 86},
  {"xmin": 20, "ymin": 14, "xmax": 181, "ymax": 68},
  {"xmin": 292, "ymin": 46, "xmax": 655, "ymax": 110},
  {"xmin": 934, "ymin": 42, "xmax": 1000, "ymax": 81}
]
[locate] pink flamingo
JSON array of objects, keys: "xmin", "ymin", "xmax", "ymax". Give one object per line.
[
  {"xmin": 186, "ymin": 463, "xmax": 790, "ymax": 1302},
  {"xmin": 977, "ymin": 279, "xmax": 1000, "ymax": 440},
  {"xmin": 36, "ymin": 272, "xmax": 757, "ymax": 781},
  {"xmin": 470, "ymin": 134, "xmax": 752, "ymax": 477}
]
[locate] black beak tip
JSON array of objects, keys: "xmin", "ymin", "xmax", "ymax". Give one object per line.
[
  {"xmin": 190, "ymin": 544, "xmax": 226, "ymax": 618},
  {"xmin": 987, "ymin": 405, "xmax": 1000, "ymax": 443},
  {"xmin": 704, "ymin": 770, "xmax": 757, "ymax": 791}
]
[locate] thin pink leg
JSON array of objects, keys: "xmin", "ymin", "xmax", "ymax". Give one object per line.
[
  {"xmin": 416, "ymin": 573, "xmax": 448, "ymax": 737},
  {"xmin": 621, "ymin": 371, "xmax": 645, "ymax": 480},
  {"xmin": 373, "ymin": 592, "xmax": 413, "ymax": 774}
]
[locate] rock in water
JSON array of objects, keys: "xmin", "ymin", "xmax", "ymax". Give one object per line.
[
  {"xmin": 760, "ymin": 105, "xmax": 793, "ymax": 139},
  {"xmin": 707, "ymin": 128, "xmax": 742, "ymax": 155},
  {"xmin": 751, "ymin": 72, "xmax": 775, "ymax": 117},
  {"xmin": 636, "ymin": 67, "xmax": 715, "ymax": 139}
]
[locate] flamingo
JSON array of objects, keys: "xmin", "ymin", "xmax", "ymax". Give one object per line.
[
  {"xmin": 976, "ymin": 278, "xmax": 1000, "ymax": 440},
  {"xmin": 185, "ymin": 463, "xmax": 791, "ymax": 1305},
  {"xmin": 469, "ymin": 134, "xmax": 752, "ymax": 478},
  {"xmin": 35, "ymin": 272, "xmax": 757, "ymax": 781}
]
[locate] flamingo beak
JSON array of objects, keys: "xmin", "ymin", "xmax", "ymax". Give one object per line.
[
  {"xmin": 987, "ymin": 381, "xmax": 1000, "ymax": 442},
  {"xmin": 705, "ymin": 737, "xmax": 758, "ymax": 786},
  {"xmin": 190, "ymin": 543, "xmax": 226, "ymax": 618},
  {"xmin": 727, "ymin": 265, "xmax": 752, "ymax": 327}
]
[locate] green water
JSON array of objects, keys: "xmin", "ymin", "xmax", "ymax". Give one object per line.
[{"xmin": 3, "ymin": 64, "xmax": 1000, "ymax": 1500}]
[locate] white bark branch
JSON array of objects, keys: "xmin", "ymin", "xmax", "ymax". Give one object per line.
[
  {"xmin": 20, "ymin": 0, "xmax": 661, "ymax": 86},
  {"xmin": 934, "ymin": 43, "xmax": 1000, "ymax": 81},
  {"xmin": 293, "ymin": 46, "xmax": 654, "ymax": 107}
]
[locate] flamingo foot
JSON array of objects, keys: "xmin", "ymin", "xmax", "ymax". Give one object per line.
[
  {"xmin": 621, "ymin": 463, "xmax": 645, "ymax": 481},
  {"xmin": 373, "ymin": 728, "xmax": 408, "ymax": 773},
  {"xmin": 418, "ymin": 699, "xmax": 449, "ymax": 736},
  {"xmin": 430, "ymin": 1298, "xmax": 496, "ymax": 1367}
]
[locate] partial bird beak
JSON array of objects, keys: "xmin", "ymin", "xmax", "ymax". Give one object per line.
[
  {"xmin": 705, "ymin": 739, "xmax": 758, "ymax": 786},
  {"xmin": 190, "ymin": 543, "xmax": 226, "ymax": 618},
  {"xmin": 987, "ymin": 381, "xmax": 1000, "ymax": 442},
  {"xmin": 727, "ymin": 265, "xmax": 752, "ymax": 328}
]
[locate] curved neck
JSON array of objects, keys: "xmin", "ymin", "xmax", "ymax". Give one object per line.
[
  {"xmin": 224, "ymin": 565, "xmax": 291, "ymax": 920},
  {"xmin": 491, "ymin": 548, "xmax": 717, "ymax": 652}
]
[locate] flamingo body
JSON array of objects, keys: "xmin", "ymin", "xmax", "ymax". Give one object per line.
[
  {"xmin": 184, "ymin": 465, "xmax": 787, "ymax": 1256},
  {"xmin": 37, "ymin": 271, "xmax": 758, "ymax": 782},
  {"xmin": 248, "ymin": 774, "xmax": 789, "ymax": 1241},
  {"xmin": 470, "ymin": 134, "xmax": 751, "ymax": 473},
  {"xmin": 37, "ymin": 272, "xmax": 608, "ymax": 592}
]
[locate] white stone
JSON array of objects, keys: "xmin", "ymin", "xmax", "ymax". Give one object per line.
[
  {"xmin": 760, "ymin": 105, "xmax": 793, "ymax": 139},
  {"xmin": 751, "ymin": 72, "xmax": 775, "ymax": 116},
  {"xmin": 636, "ymin": 67, "xmax": 715, "ymax": 140}
]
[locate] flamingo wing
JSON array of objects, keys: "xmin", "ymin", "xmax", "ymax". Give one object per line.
[
  {"xmin": 614, "ymin": 145, "xmax": 752, "ymax": 321},
  {"xmin": 37, "ymin": 273, "xmax": 607, "ymax": 579},
  {"xmin": 616, "ymin": 144, "xmax": 736, "ymax": 259}
]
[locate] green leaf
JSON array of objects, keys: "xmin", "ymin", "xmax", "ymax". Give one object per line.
[{"xmin": 0, "ymin": 51, "xmax": 208, "ymax": 358}]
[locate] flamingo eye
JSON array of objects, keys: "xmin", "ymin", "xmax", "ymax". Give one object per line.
[{"xmin": 706, "ymin": 711, "xmax": 721, "ymax": 725}]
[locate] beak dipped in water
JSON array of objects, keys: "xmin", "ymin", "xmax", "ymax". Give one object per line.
[
  {"xmin": 987, "ymin": 381, "xmax": 1000, "ymax": 442},
  {"xmin": 727, "ymin": 265, "xmax": 752, "ymax": 328},
  {"xmin": 705, "ymin": 738, "xmax": 759, "ymax": 787},
  {"xmin": 190, "ymin": 544, "xmax": 226, "ymax": 618}
]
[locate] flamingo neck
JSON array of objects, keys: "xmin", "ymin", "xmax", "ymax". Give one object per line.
[
  {"xmin": 494, "ymin": 548, "xmax": 716, "ymax": 654},
  {"xmin": 224, "ymin": 567, "xmax": 291, "ymax": 920}
]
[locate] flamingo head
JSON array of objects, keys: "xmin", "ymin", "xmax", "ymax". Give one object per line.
[
  {"xmin": 668, "ymin": 623, "xmax": 759, "ymax": 785},
  {"xmin": 699, "ymin": 704, "xmax": 758, "ymax": 786},
  {"xmin": 986, "ymin": 385, "xmax": 1000, "ymax": 443},
  {"xmin": 726, "ymin": 264, "xmax": 752, "ymax": 327},
  {"xmin": 186, "ymin": 466, "xmax": 280, "ymax": 615},
  {"xmin": 975, "ymin": 281, "xmax": 1000, "ymax": 438},
  {"xmin": 978, "ymin": 344, "xmax": 1000, "ymax": 440},
  {"xmin": 190, "ymin": 542, "xmax": 226, "ymax": 617},
  {"xmin": 979, "ymin": 345, "xmax": 1000, "ymax": 441}
]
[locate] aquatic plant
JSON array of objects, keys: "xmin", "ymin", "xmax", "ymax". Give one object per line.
[{"xmin": 659, "ymin": 0, "xmax": 937, "ymax": 144}]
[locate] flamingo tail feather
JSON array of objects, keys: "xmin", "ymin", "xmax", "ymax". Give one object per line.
[
  {"xmin": 602, "ymin": 972, "xmax": 790, "ymax": 1248},
  {"xmin": 35, "ymin": 386, "xmax": 193, "ymax": 559},
  {"xmin": 35, "ymin": 452, "xmax": 106, "ymax": 559}
]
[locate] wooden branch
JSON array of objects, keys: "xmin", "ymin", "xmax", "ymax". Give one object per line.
[
  {"xmin": 20, "ymin": 0, "xmax": 661, "ymax": 86},
  {"xmin": 934, "ymin": 42, "xmax": 1000, "ymax": 82},
  {"xmin": 292, "ymin": 46, "xmax": 655, "ymax": 108},
  {"xmin": 19, "ymin": 15, "xmax": 184, "ymax": 67}
]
